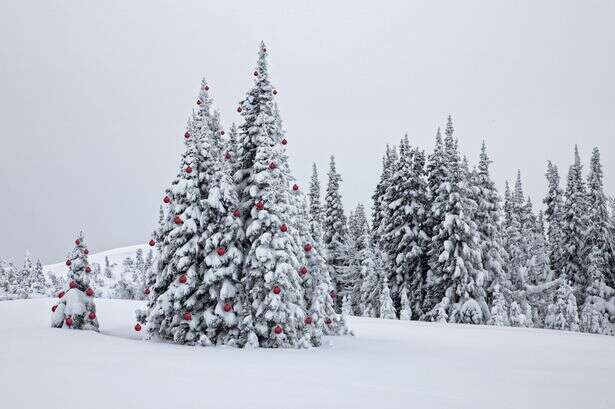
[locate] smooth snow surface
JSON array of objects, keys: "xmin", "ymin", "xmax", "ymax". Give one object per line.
[{"xmin": 1, "ymin": 298, "xmax": 613, "ymax": 409}]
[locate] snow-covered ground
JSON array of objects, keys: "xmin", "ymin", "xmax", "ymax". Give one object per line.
[{"xmin": 1, "ymin": 298, "xmax": 613, "ymax": 409}]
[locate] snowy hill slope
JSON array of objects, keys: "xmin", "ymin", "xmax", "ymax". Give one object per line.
[
  {"xmin": 1, "ymin": 298, "xmax": 614, "ymax": 409},
  {"xmin": 43, "ymin": 244, "xmax": 151, "ymax": 297}
]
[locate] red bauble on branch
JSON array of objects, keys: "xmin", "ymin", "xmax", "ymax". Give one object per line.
[
  {"xmin": 292, "ymin": 184, "xmax": 299, "ymax": 191},
  {"xmin": 253, "ymin": 70, "xmax": 259, "ymax": 76},
  {"xmin": 183, "ymin": 312, "xmax": 192, "ymax": 321},
  {"xmin": 51, "ymin": 305, "xmax": 57, "ymax": 312},
  {"xmin": 88, "ymin": 312, "xmax": 96, "ymax": 320},
  {"xmin": 272, "ymin": 89, "xmax": 278, "ymax": 95},
  {"xmin": 75, "ymin": 239, "xmax": 81, "ymax": 246},
  {"xmin": 184, "ymin": 131, "xmax": 190, "ymax": 139},
  {"xmin": 233, "ymin": 209, "xmax": 241, "ymax": 217},
  {"xmin": 65, "ymin": 317, "xmax": 73, "ymax": 327},
  {"xmin": 174, "ymin": 216, "xmax": 183, "ymax": 225},
  {"xmin": 303, "ymin": 243, "xmax": 312, "ymax": 252},
  {"xmin": 69, "ymin": 281, "xmax": 77, "ymax": 289},
  {"xmin": 281, "ymin": 138, "xmax": 287, "ymax": 145},
  {"xmin": 255, "ymin": 201, "xmax": 264, "ymax": 210},
  {"xmin": 65, "ymin": 260, "xmax": 72, "ymax": 266},
  {"xmin": 134, "ymin": 323, "xmax": 142, "ymax": 332},
  {"xmin": 196, "ymin": 99, "xmax": 202, "ymax": 105},
  {"xmin": 185, "ymin": 166, "xmax": 193, "ymax": 174},
  {"xmin": 223, "ymin": 303, "xmax": 232, "ymax": 312},
  {"xmin": 274, "ymin": 325, "xmax": 283, "ymax": 335},
  {"xmin": 85, "ymin": 288, "xmax": 94, "ymax": 297},
  {"xmin": 220, "ymin": 129, "xmax": 225, "ymax": 135},
  {"xmin": 268, "ymin": 162, "xmax": 277, "ymax": 170},
  {"xmin": 304, "ymin": 316, "xmax": 312, "ymax": 325},
  {"xmin": 144, "ymin": 288, "xmax": 150, "ymax": 295},
  {"xmin": 280, "ymin": 224, "xmax": 288, "ymax": 233},
  {"xmin": 58, "ymin": 291, "xmax": 65, "ymax": 298},
  {"xmin": 224, "ymin": 152, "xmax": 231, "ymax": 160},
  {"xmin": 272, "ymin": 286, "xmax": 281, "ymax": 295},
  {"xmin": 330, "ymin": 291, "xmax": 337, "ymax": 299},
  {"xmin": 149, "ymin": 239, "xmax": 156, "ymax": 247},
  {"xmin": 237, "ymin": 106, "xmax": 242, "ymax": 113},
  {"xmin": 85, "ymin": 266, "xmax": 91, "ymax": 273},
  {"xmin": 204, "ymin": 85, "xmax": 209, "ymax": 91},
  {"xmin": 325, "ymin": 318, "xmax": 332, "ymax": 325},
  {"xmin": 299, "ymin": 266, "xmax": 308, "ymax": 275},
  {"xmin": 83, "ymin": 249, "xmax": 89, "ymax": 255},
  {"xmin": 179, "ymin": 274, "xmax": 187, "ymax": 284},
  {"xmin": 217, "ymin": 247, "xmax": 226, "ymax": 256},
  {"xmin": 163, "ymin": 196, "xmax": 170, "ymax": 204}
]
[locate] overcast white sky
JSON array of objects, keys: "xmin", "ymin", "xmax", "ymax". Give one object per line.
[{"xmin": 1, "ymin": 0, "xmax": 613, "ymax": 264}]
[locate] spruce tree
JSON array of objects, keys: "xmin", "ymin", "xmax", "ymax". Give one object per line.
[
  {"xmin": 371, "ymin": 145, "xmax": 395, "ymax": 243},
  {"xmin": 323, "ymin": 155, "xmax": 348, "ymax": 309},
  {"xmin": 235, "ymin": 43, "xmax": 310, "ymax": 348},
  {"xmin": 379, "ymin": 276, "xmax": 396, "ymax": 319},
  {"xmin": 51, "ymin": 232, "xmax": 99, "ymax": 331},
  {"xmin": 543, "ymin": 161, "xmax": 565, "ymax": 275},
  {"xmin": 561, "ymin": 146, "xmax": 590, "ymax": 302},
  {"xmin": 489, "ymin": 284, "xmax": 510, "ymax": 326},
  {"xmin": 545, "ymin": 280, "xmax": 580, "ymax": 332},
  {"xmin": 308, "ymin": 163, "xmax": 324, "ymax": 241}
]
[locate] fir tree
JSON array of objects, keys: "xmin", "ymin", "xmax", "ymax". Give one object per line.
[
  {"xmin": 543, "ymin": 161, "xmax": 565, "ymax": 275},
  {"xmin": 51, "ymin": 232, "xmax": 99, "ymax": 331},
  {"xmin": 379, "ymin": 276, "xmax": 396, "ymax": 319},
  {"xmin": 371, "ymin": 145, "xmax": 395, "ymax": 243},
  {"xmin": 489, "ymin": 285, "xmax": 510, "ymax": 326},
  {"xmin": 308, "ymin": 163, "xmax": 324, "ymax": 241},
  {"xmin": 399, "ymin": 285, "xmax": 412, "ymax": 320},
  {"xmin": 545, "ymin": 280, "xmax": 580, "ymax": 332}
]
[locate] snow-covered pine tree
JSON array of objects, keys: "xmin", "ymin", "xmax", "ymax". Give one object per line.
[
  {"xmin": 470, "ymin": 142, "xmax": 509, "ymax": 303},
  {"xmin": 348, "ymin": 203, "xmax": 369, "ymax": 245},
  {"xmin": 399, "ymin": 285, "xmax": 412, "ymax": 320},
  {"xmin": 15, "ymin": 252, "xmax": 35, "ymax": 299},
  {"xmin": 235, "ymin": 43, "xmax": 310, "ymax": 348},
  {"xmin": 143, "ymin": 106, "xmax": 207, "ymax": 344},
  {"xmin": 371, "ymin": 145, "xmax": 395, "ymax": 243},
  {"xmin": 545, "ymin": 280, "xmax": 580, "ymax": 332},
  {"xmin": 508, "ymin": 301, "xmax": 527, "ymax": 327},
  {"xmin": 423, "ymin": 116, "xmax": 488, "ymax": 324},
  {"xmin": 308, "ymin": 163, "xmax": 324, "ymax": 241},
  {"xmin": 51, "ymin": 232, "xmax": 99, "ymax": 331},
  {"xmin": 379, "ymin": 275, "xmax": 396, "ymax": 319},
  {"xmin": 323, "ymin": 155, "xmax": 349, "ymax": 310},
  {"xmin": 489, "ymin": 284, "xmax": 510, "ymax": 326},
  {"xmin": 561, "ymin": 145, "xmax": 590, "ymax": 303},
  {"xmin": 103, "ymin": 256, "xmax": 113, "ymax": 279},
  {"xmin": 579, "ymin": 245, "xmax": 612, "ymax": 335},
  {"xmin": 543, "ymin": 161, "xmax": 565, "ymax": 276},
  {"xmin": 29, "ymin": 259, "xmax": 46, "ymax": 296}
]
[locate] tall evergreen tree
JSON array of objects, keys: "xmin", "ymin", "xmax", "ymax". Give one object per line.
[
  {"xmin": 543, "ymin": 161, "xmax": 565, "ymax": 276},
  {"xmin": 308, "ymin": 163, "xmax": 324, "ymax": 241},
  {"xmin": 371, "ymin": 146, "xmax": 395, "ymax": 243}
]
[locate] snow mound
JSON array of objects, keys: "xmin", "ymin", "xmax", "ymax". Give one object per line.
[{"xmin": 1, "ymin": 298, "xmax": 614, "ymax": 409}]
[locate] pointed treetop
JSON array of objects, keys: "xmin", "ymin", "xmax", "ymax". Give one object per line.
[
  {"xmin": 478, "ymin": 141, "xmax": 492, "ymax": 176},
  {"xmin": 574, "ymin": 144, "xmax": 581, "ymax": 167},
  {"xmin": 445, "ymin": 115, "xmax": 454, "ymax": 138}
]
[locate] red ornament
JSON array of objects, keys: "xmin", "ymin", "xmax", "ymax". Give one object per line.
[
  {"xmin": 51, "ymin": 305, "xmax": 57, "ymax": 312},
  {"xmin": 304, "ymin": 316, "xmax": 312, "ymax": 325},
  {"xmin": 134, "ymin": 323, "xmax": 142, "ymax": 332},
  {"xmin": 330, "ymin": 291, "xmax": 337, "ymax": 299},
  {"xmin": 204, "ymin": 85, "xmax": 210, "ymax": 91},
  {"xmin": 237, "ymin": 107, "xmax": 242, "ymax": 113},
  {"xmin": 149, "ymin": 239, "xmax": 156, "ymax": 247},
  {"xmin": 197, "ymin": 99, "xmax": 202, "ymax": 105},
  {"xmin": 65, "ymin": 317, "xmax": 73, "ymax": 327},
  {"xmin": 304, "ymin": 243, "xmax": 312, "ymax": 252},
  {"xmin": 223, "ymin": 303, "xmax": 233, "ymax": 312},
  {"xmin": 179, "ymin": 274, "xmax": 187, "ymax": 284},
  {"xmin": 273, "ymin": 286, "xmax": 281, "ymax": 295},
  {"xmin": 163, "ymin": 195, "xmax": 170, "ymax": 203},
  {"xmin": 85, "ymin": 266, "xmax": 92, "ymax": 273},
  {"xmin": 144, "ymin": 288, "xmax": 150, "ymax": 295},
  {"xmin": 233, "ymin": 209, "xmax": 241, "ymax": 217},
  {"xmin": 281, "ymin": 138, "xmax": 287, "ymax": 145},
  {"xmin": 268, "ymin": 162, "xmax": 277, "ymax": 170},
  {"xmin": 217, "ymin": 247, "xmax": 226, "ymax": 256},
  {"xmin": 274, "ymin": 325, "xmax": 283, "ymax": 335},
  {"xmin": 280, "ymin": 224, "xmax": 288, "ymax": 233},
  {"xmin": 224, "ymin": 152, "xmax": 231, "ymax": 160},
  {"xmin": 253, "ymin": 70, "xmax": 259, "ymax": 76},
  {"xmin": 292, "ymin": 184, "xmax": 299, "ymax": 191},
  {"xmin": 174, "ymin": 216, "xmax": 183, "ymax": 225},
  {"xmin": 84, "ymin": 249, "xmax": 89, "ymax": 255},
  {"xmin": 85, "ymin": 288, "xmax": 94, "ymax": 297},
  {"xmin": 184, "ymin": 131, "xmax": 190, "ymax": 139},
  {"xmin": 220, "ymin": 130, "xmax": 225, "ymax": 135},
  {"xmin": 183, "ymin": 312, "xmax": 192, "ymax": 321},
  {"xmin": 75, "ymin": 239, "xmax": 81, "ymax": 246},
  {"xmin": 88, "ymin": 312, "xmax": 96, "ymax": 320},
  {"xmin": 299, "ymin": 266, "xmax": 308, "ymax": 275},
  {"xmin": 325, "ymin": 318, "xmax": 332, "ymax": 325},
  {"xmin": 185, "ymin": 166, "xmax": 193, "ymax": 174},
  {"xmin": 65, "ymin": 260, "xmax": 72, "ymax": 266},
  {"xmin": 272, "ymin": 90, "xmax": 278, "ymax": 95},
  {"xmin": 69, "ymin": 281, "xmax": 77, "ymax": 289},
  {"xmin": 256, "ymin": 201, "xmax": 264, "ymax": 210},
  {"xmin": 58, "ymin": 291, "xmax": 65, "ymax": 298}
]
